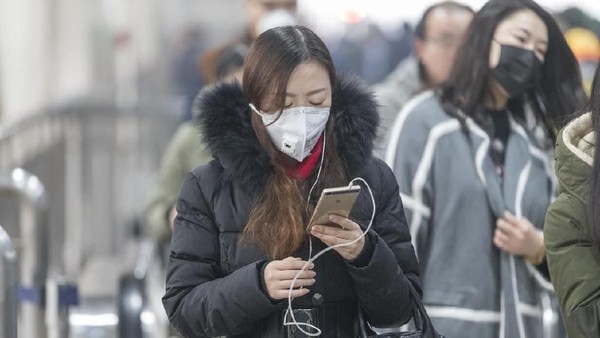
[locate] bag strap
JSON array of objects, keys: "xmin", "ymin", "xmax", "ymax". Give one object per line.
[
  {"xmin": 405, "ymin": 277, "xmax": 439, "ymax": 338},
  {"xmin": 357, "ymin": 276, "xmax": 441, "ymax": 338}
]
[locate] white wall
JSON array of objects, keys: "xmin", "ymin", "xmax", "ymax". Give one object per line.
[
  {"xmin": 0, "ymin": 0, "xmax": 167, "ymax": 123},
  {"xmin": 52, "ymin": 0, "xmax": 94, "ymax": 107},
  {"xmin": 0, "ymin": 0, "xmax": 52, "ymax": 123}
]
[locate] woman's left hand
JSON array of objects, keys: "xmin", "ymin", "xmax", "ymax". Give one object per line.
[
  {"xmin": 494, "ymin": 211, "xmax": 543, "ymax": 259},
  {"xmin": 310, "ymin": 214, "xmax": 365, "ymax": 261}
]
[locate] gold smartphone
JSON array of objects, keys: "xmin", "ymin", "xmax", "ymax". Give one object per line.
[{"xmin": 308, "ymin": 185, "xmax": 361, "ymax": 228}]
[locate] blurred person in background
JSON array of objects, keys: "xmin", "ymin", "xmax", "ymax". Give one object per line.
[
  {"xmin": 545, "ymin": 60, "xmax": 600, "ymax": 338},
  {"xmin": 162, "ymin": 25, "xmax": 420, "ymax": 337},
  {"xmin": 330, "ymin": 19, "xmax": 407, "ymax": 85},
  {"xmin": 565, "ymin": 27, "xmax": 600, "ymax": 94},
  {"xmin": 145, "ymin": 44, "xmax": 246, "ymax": 247},
  {"xmin": 177, "ymin": 0, "xmax": 296, "ymax": 122},
  {"xmin": 198, "ymin": 0, "xmax": 297, "ymax": 86},
  {"xmin": 385, "ymin": 0, "xmax": 586, "ymax": 336},
  {"xmin": 372, "ymin": 1, "xmax": 474, "ymax": 158},
  {"xmin": 180, "ymin": 0, "xmax": 296, "ymax": 122},
  {"xmin": 557, "ymin": 6, "xmax": 600, "ymax": 38},
  {"xmin": 173, "ymin": 27, "xmax": 207, "ymax": 123}
]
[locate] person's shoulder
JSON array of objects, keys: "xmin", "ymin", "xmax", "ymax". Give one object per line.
[
  {"xmin": 181, "ymin": 160, "xmax": 230, "ymax": 207},
  {"xmin": 175, "ymin": 122, "xmax": 201, "ymax": 141},
  {"xmin": 395, "ymin": 91, "xmax": 455, "ymax": 135},
  {"xmin": 404, "ymin": 91, "xmax": 451, "ymax": 120},
  {"xmin": 373, "ymin": 57, "xmax": 420, "ymax": 92},
  {"xmin": 361, "ymin": 158, "xmax": 397, "ymax": 186},
  {"xmin": 190, "ymin": 160, "xmax": 225, "ymax": 186},
  {"xmin": 170, "ymin": 122, "xmax": 212, "ymax": 167},
  {"xmin": 384, "ymin": 91, "xmax": 463, "ymax": 166}
]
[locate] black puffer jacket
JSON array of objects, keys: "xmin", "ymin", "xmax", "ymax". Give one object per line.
[{"xmin": 162, "ymin": 77, "xmax": 421, "ymax": 338}]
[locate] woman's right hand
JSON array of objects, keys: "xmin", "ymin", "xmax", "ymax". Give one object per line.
[{"xmin": 263, "ymin": 257, "xmax": 316, "ymax": 300}]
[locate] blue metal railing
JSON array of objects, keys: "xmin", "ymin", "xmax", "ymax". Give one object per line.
[
  {"xmin": 0, "ymin": 168, "xmax": 78, "ymax": 338},
  {"xmin": 0, "ymin": 225, "xmax": 17, "ymax": 338},
  {"xmin": 0, "ymin": 168, "xmax": 48, "ymax": 338}
]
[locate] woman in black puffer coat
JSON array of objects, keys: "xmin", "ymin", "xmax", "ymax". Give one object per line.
[{"xmin": 162, "ymin": 25, "xmax": 420, "ymax": 338}]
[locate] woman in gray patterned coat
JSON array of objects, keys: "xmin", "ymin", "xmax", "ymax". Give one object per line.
[{"xmin": 385, "ymin": 0, "xmax": 586, "ymax": 337}]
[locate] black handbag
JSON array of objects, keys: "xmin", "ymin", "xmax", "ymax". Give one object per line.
[{"xmin": 358, "ymin": 278, "xmax": 444, "ymax": 338}]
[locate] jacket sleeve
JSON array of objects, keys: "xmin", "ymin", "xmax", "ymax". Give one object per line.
[
  {"xmin": 545, "ymin": 193, "xmax": 600, "ymax": 337},
  {"xmin": 345, "ymin": 160, "xmax": 421, "ymax": 327},
  {"xmin": 162, "ymin": 172, "xmax": 280, "ymax": 337}
]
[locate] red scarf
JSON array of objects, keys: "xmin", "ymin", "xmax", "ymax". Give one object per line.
[{"xmin": 286, "ymin": 136, "xmax": 324, "ymax": 180}]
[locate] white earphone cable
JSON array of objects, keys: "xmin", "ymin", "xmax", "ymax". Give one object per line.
[{"xmin": 283, "ymin": 177, "xmax": 376, "ymax": 336}]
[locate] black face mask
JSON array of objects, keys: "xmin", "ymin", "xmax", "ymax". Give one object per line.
[{"xmin": 490, "ymin": 44, "xmax": 542, "ymax": 98}]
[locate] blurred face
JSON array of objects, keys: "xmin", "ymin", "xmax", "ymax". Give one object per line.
[
  {"xmin": 489, "ymin": 9, "xmax": 548, "ymax": 68},
  {"xmin": 245, "ymin": 0, "xmax": 297, "ymax": 38},
  {"xmin": 416, "ymin": 7, "xmax": 473, "ymax": 86},
  {"xmin": 261, "ymin": 61, "xmax": 332, "ymax": 113}
]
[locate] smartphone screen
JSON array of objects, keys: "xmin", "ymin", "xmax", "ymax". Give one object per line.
[{"xmin": 308, "ymin": 185, "xmax": 361, "ymax": 228}]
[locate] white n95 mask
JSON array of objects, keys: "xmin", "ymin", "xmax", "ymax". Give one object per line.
[{"xmin": 249, "ymin": 104, "xmax": 330, "ymax": 162}]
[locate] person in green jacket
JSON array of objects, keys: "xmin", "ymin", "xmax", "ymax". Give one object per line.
[
  {"xmin": 145, "ymin": 45, "xmax": 246, "ymax": 244},
  {"xmin": 145, "ymin": 122, "xmax": 212, "ymax": 243},
  {"xmin": 545, "ymin": 61, "xmax": 600, "ymax": 337}
]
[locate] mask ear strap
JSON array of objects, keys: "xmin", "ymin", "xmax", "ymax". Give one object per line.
[{"xmin": 249, "ymin": 103, "xmax": 265, "ymax": 117}]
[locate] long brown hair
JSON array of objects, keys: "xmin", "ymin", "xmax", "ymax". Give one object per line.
[{"xmin": 241, "ymin": 25, "xmax": 347, "ymax": 259}]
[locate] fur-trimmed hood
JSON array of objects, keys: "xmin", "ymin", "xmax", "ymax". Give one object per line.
[
  {"xmin": 555, "ymin": 112, "xmax": 595, "ymax": 203},
  {"xmin": 194, "ymin": 76, "xmax": 379, "ymax": 197}
]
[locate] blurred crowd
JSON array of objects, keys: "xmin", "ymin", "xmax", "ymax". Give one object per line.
[{"xmin": 145, "ymin": 1, "xmax": 600, "ymax": 337}]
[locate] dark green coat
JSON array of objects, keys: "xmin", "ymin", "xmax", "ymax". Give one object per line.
[{"xmin": 545, "ymin": 112, "xmax": 599, "ymax": 337}]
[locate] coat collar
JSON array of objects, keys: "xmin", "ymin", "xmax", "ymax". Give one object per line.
[
  {"xmin": 555, "ymin": 112, "xmax": 594, "ymax": 203},
  {"xmin": 195, "ymin": 76, "xmax": 379, "ymax": 197},
  {"xmin": 562, "ymin": 112, "xmax": 594, "ymax": 166},
  {"xmin": 464, "ymin": 114, "xmax": 553, "ymax": 218}
]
